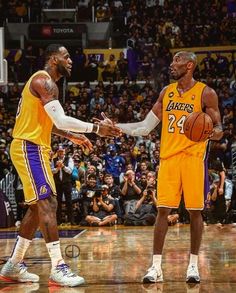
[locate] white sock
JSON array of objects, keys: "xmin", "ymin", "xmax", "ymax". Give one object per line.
[
  {"xmin": 46, "ymin": 241, "xmax": 65, "ymax": 269},
  {"xmin": 189, "ymin": 253, "xmax": 198, "ymax": 266},
  {"xmin": 10, "ymin": 235, "xmax": 32, "ymax": 264},
  {"xmin": 152, "ymin": 254, "xmax": 162, "ymax": 268}
]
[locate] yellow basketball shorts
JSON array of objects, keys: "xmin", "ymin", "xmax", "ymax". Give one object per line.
[
  {"xmin": 157, "ymin": 151, "xmax": 209, "ymax": 210},
  {"xmin": 10, "ymin": 139, "xmax": 56, "ymax": 204}
]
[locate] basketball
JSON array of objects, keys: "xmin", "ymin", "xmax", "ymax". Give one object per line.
[{"xmin": 183, "ymin": 111, "xmax": 213, "ymax": 142}]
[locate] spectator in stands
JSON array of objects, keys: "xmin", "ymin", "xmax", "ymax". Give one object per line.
[
  {"xmin": 0, "ymin": 142, "xmax": 10, "ymax": 180},
  {"xmin": 104, "ymin": 173, "xmax": 123, "ymax": 223},
  {"xmin": 96, "ymin": 3, "xmax": 110, "ymax": 22},
  {"xmin": 200, "ymin": 52, "xmax": 216, "ymax": 78},
  {"xmin": 136, "ymin": 161, "xmax": 149, "ymax": 181},
  {"xmin": 208, "ymin": 173, "xmax": 227, "ymax": 225},
  {"xmin": 51, "ymin": 146, "xmax": 75, "ymax": 225},
  {"xmin": 117, "ymin": 51, "xmax": 128, "ymax": 80},
  {"xmin": 103, "ymin": 54, "xmax": 118, "ymax": 81},
  {"xmin": 120, "ymin": 169, "xmax": 142, "ymax": 215},
  {"xmin": 215, "ymin": 52, "xmax": 230, "ymax": 77},
  {"xmin": 139, "ymin": 173, "xmax": 148, "ymax": 191},
  {"xmin": 124, "ymin": 186, "xmax": 157, "ymax": 226},
  {"xmin": 103, "ymin": 144, "xmax": 126, "ymax": 185},
  {"xmin": 85, "ymin": 184, "xmax": 117, "ymax": 226},
  {"xmin": 79, "ymin": 173, "xmax": 99, "ymax": 223},
  {"xmin": 90, "ymin": 89, "xmax": 105, "ymax": 116}
]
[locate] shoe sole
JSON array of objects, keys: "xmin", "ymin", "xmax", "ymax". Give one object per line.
[
  {"xmin": 0, "ymin": 275, "xmax": 37, "ymax": 283},
  {"xmin": 186, "ymin": 277, "xmax": 200, "ymax": 284},
  {"xmin": 142, "ymin": 276, "xmax": 163, "ymax": 283},
  {"xmin": 48, "ymin": 279, "xmax": 85, "ymax": 287}
]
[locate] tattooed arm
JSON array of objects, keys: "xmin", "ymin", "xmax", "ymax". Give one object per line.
[
  {"xmin": 30, "ymin": 74, "xmax": 122, "ymax": 137},
  {"xmin": 30, "ymin": 74, "xmax": 59, "ymax": 105}
]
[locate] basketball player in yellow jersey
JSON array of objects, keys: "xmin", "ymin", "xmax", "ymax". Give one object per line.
[
  {"xmin": 0, "ymin": 44, "xmax": 121, "ymax": 287},
  {"xmin": 100, "ymin": 51, "xmax": 223, "ymax": 283}
]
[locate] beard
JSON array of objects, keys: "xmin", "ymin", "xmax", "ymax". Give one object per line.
[
  {"xmin": 57, "ymin": 63, "xmax": 70, "ymax": 78},
  {"xmin": 170, "ymin": 70, "xmax": 187, "ymax": 80}
]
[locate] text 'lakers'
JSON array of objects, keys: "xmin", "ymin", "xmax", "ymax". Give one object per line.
[{"xmin": 166, "ymin": 100, "xmax": 194, "ymax": 113}]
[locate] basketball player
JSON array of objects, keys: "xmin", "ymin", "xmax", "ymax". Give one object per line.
[
  {"xmin": 101, "ymin": 51, "xmax": 223, "ymax": 283},
  {"xmin": 0, "ymin": 44, "xmax": 121, "ymax": 287}
]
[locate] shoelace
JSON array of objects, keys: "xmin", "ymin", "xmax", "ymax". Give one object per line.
[
  {"xmin": 188, "ymin": 265, "xmax": 198, "ymax": 275},
  {"xmin": 147, "ymin": 266, "xmax": 160, "ymax": 276},
  {"xmin": 56, "ymin": 264, "xmax": 76, "ymax": 277},
  {"xmin": 18, "ymin": 261, "xmax": 27, "ymax": 273}
]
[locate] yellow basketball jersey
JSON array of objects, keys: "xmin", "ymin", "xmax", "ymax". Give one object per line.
[
  {"xmin": 160, "ymin": 81, "xmax": 207, "ymax": 159},
  {"xmin": 12, "ymin": 70, "xmax": 53, "ymax": 148}
]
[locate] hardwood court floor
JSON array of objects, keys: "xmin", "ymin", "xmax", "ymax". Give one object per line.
[{"xmin": 1, "ymin": 224, "xmax": 236, "ymax": 293}]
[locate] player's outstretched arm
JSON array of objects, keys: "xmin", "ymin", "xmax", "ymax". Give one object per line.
[
  {"xmin": 202, "ymin": 86, "xmax": 223, "ymax": 141},
  {"xmin": 31, "ymin": 75, "xmax": 122, "ymax": 138},
  {"xmin": 114, "ymin": 87, "xmax": 165, "ymax": 136}
]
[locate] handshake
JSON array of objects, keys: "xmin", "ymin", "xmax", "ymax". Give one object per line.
[{"xmin": 94, "ymin": 112, "xmax": 122, "ymax": 138}]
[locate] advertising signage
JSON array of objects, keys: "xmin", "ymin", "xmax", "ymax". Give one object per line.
[{"xmin": 28, "ymin": 24, "xmax": 86, "ymax": 40}]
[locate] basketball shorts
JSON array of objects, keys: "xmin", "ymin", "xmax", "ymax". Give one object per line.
[
  {"xmin": 10, "ymin": 139, "xmax": 56, "ymax": 204},
  {"xmin": 157, "ymin": 151, "xmax": 209, "ymax": 210}
]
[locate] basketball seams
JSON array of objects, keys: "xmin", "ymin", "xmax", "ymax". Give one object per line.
[
  {"xmin": 198, "ymin": 112, "xmax": 205, "ymax": 142},
  {"xmin": 184, "ymin": 111, "xmax": 213, "ymax": 142},
  {"xmin": 189, "ymin": 112, "xmax": 202, "ymax": 141}
]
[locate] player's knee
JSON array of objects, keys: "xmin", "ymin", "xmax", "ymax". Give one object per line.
[
  {"xmin": 157, "ymin": 207, "xmax": 172, "ymax": 218},
  {"xmin": 37, "ymin": 195, "xmax": 57, "ymax": 215},
  {"xmin": 188, "ymin": 210, "xmax": 202, "ymax": 218}
]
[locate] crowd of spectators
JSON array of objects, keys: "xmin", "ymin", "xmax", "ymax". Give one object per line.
[
  {"xmin": 1, "ymin": 1, "xmax": 236, "ymax": 48},
  {"xmin": 1, "ymin": 47, "xmax": 236, "ymax": 227}
]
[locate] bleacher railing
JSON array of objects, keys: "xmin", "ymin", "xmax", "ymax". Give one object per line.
[{"xmin": 0, "ymin": 172, "xmax": 16, "ymax": 217}]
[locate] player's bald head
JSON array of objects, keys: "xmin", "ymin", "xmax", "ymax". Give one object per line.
[{"xmin": 175, "ymin": 51, "xmax": 197, "ymax": 70}]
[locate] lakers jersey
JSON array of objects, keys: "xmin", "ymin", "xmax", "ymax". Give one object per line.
[
  {"xmin": 12, "ymin": 70, "xmax": 53, "ymax": 148},
  {"xmin": 160, "ymin": 81, "xmax": 208, "ymax": 159}
]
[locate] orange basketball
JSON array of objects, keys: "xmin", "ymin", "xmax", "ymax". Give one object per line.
[{"xmin": 183, "ymin": 111, "xmax": 213, "ymax": 142}]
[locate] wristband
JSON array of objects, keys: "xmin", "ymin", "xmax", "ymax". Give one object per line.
[{"xmin": 92, "ymin": 124, "xmax": 100, "ymax": 134}]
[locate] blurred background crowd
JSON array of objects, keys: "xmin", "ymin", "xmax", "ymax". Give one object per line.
[{"xmin": 0, "ymin": 0, "xmax": 236, "ymax": 228}]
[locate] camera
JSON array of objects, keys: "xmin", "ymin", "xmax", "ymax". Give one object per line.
[
  {"xmin": 93, "ymin": 188, "xmax": 103, "ymax": 198},
  {"xmin": 146, "ymin": 188, "xmax": 153, "ymax": 196}
]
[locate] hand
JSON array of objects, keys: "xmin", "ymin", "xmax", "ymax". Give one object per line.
[
  {"xmin": 97, "ymin": 122, "xmax": 122, "ymax": 137},
  {"xmin": 208, "ymin": 129, "xmax": 215, "ymax": 139},
  {"xmin": 93, "ymin": 112, "xmax": 114, "ymax": 126},
  {"xmin": 69, "ymin": 133, "xmax": 93, "ymax": 154},
  {"xmin": 143, "ymin": 190, "xmax": 148, "ymax": 197},
  {"xmin": 98, "ymin": 195, "xmax": 103, "ymax": 202},
  {"xmin": 218, "ymin": 187, "xmax": 224, "ymax": 195},
  {"xmin": 93, "ymin": 112, "xmax": 122, "ymax": 137},
  {"xmin": 57, "ymin": 161, "xmax": 63, "ymax": 168}
]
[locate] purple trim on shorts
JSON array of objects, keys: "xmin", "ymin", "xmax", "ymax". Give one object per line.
[
  {"xmin": 204, "ymin": 144, "xmax": 210, "ymax": 207},
  {"xmin": 25, "ymin": 141, "xmax": 52, "ymax": 200}
]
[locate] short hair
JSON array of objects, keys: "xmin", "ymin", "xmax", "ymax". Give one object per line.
[
  {"xmin": 44, "ymin": 44, "xmax": 64, "ymax": 62},
  {"xmin": 104, "ymin": 173, "xmax": 113, "ymax": 178},
  {"xmin": 87, "ymin": 173, "xmax": 97, "ymax": 180},
  {"xmin": 177, "ymin": 51, "xmax": 197, "ymax": 70}
]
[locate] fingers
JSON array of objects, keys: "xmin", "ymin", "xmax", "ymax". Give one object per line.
[
  {"xmin": 101, "ymin": 112, "xmax": 113, "ymax": 125},
  {"xmin": 92, "ymin": 117, "xmax": 101, "ymax": 124}
]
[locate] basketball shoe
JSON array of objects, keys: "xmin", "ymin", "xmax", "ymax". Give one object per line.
[
  {"xmin": 0, "ymin": 260, "xmax": 39, "ymax": 283},
  {"xmin": 142, "ymin": 266, "xmax": 163, "ymax": 283},
  {"xmin": 186, "ymin": 264, "xmax": 200, "ymax": 283},
  {"xmin": 48, "ymin": 263, "xmax": 85, "ymax": 287}
]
